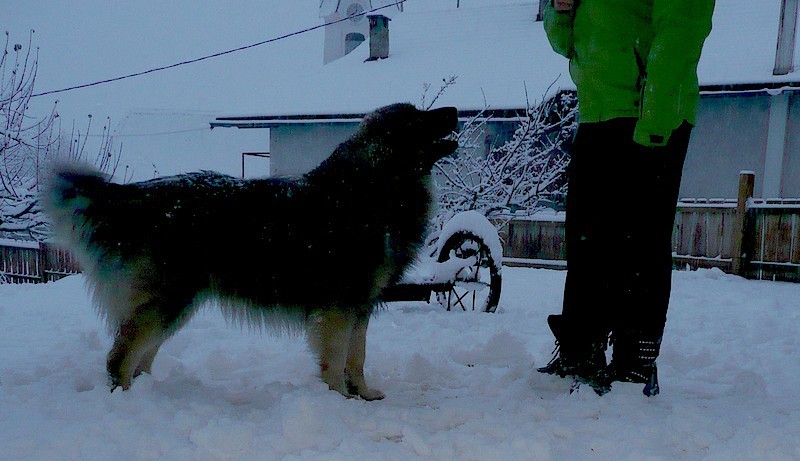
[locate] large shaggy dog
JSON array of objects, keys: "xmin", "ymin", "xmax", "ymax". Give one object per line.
[{"xmin": 42, "ymin": 103, "xmax": 458, "ymax": 400}]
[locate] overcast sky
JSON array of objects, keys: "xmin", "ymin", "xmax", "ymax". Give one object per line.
[{"xmin": 7, "ymin": 0, "xmax": 320, "ymax": 128}]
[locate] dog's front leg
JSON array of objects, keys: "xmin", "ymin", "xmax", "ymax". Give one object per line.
[
  {"xmin": 307, "ymin": 310, "xmax": 355, "ymax": 398},
  {"xmin": 345, "ymin": 314, "xmax": 385, "ymax": 400}
]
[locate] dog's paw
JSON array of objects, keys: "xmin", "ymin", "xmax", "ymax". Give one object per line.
[
  {"xmin": 132, "ymin": 366, "xmax": 151, "ymax": 379},
  {"xmin": 356, "ymin": 388, "xmax": 386, "ymax": 401},
  {"xmin": 345, "ymin": 374, "xmax": 385, "ymax": 401},
  {"xmin": 107, "ymin": 372, "xmax": 132, "ymax": 392},
  {"xmin": 108, "ymin": 381, "xmax": 128, "ymax": 393},
  {"xmin": 346, "ymin": 380, "xmax": 385, "ymax": 401},
  {"xmin": 328, "ymin": 382, "xmax": 357, "ymax": 399}
]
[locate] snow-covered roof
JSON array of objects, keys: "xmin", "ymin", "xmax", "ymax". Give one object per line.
[
  {"xmin": 319, "ymin": 0, "xmax": 403, "ymax": 17},
  {"xmin": 219, "ymin": 0, "xmax": 800, "ymax": 120},
  {"xmin": 12, "ymin": 0, "xmax": 800, "ymax": 127},
  {"xmin": 222, "ymin": 0, "xmax": 569, "ymax": 118},
  {"xmin": 700, "ymin": 0, "xmax": 797, "ymax": 87}
]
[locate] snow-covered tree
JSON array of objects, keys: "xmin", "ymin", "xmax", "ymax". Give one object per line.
[
  {"xmin": 0, "ymin": 32, "xmax": 122, "ymax": 241},
  {"xmin": 431, "ymin": 90, "xmax": 577, "ymax": 232},
  {"xmin": 1, "ymin": 32, "xmax": 56, "ymax": 240}
]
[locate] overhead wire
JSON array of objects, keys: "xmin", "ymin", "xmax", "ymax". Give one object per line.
[
  {"xmin": 84, "ymin": 127, "xmax": 209, "ymax": 137},
  {"xmin": 31, "ymin": 0, "xmax": 407, "ymax": 98}
]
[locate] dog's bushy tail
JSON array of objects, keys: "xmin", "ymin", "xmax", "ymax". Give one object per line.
[{"xmin": 41, "ymin": 163, "xmax": 110, "ymax": 246}]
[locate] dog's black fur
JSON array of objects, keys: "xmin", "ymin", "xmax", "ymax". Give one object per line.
[{"xmin": 42, "ymin": 103, "xmax": 458, "ymax": 399}]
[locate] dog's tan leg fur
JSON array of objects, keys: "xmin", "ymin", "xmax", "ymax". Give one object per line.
[
  {"xmin": 106, "ymin": 301, "xmax": 168, "ymax": 391},
  {"xmin": 307, "ymin": 310, "xmax": 354, "ymax": 397},
  {"xmin": 307, "ymin": 310, "xmax": 381, "ymax": 399},
  {"xmin": 133, "ymin": 342, "xmax": 163, "ymax": 378},
  {"xmin": 345, "ymin": 315, "xmax": 385, "ymax": 400}
]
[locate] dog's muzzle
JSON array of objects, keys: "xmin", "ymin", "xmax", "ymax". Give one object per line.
[{"xmin": 430, "ymin": 106, "xmax": 459, "ymax": 158}]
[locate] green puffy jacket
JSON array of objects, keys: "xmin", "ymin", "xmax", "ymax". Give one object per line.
[{"xmin": 543, "ymin": 0, "xmax": 715, "ymax": 146}]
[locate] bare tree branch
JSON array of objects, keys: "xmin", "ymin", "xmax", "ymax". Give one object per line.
[{"xmin": 421, "ymin": 76, "xmax": 458, "ymax": 111}]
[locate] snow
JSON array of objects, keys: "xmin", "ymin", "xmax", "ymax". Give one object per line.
[
  {"xmin": 0, "ymin": 239, "xmax": 41, "ymax": 249},
  {"xmin": 697, "ymin": 0, "xmax": 788, "ymax": 87},
  {"xmin": 517, "ymin": 209, "xmax": 567, "ymax": 222},
  {"xmin": 1, "ymin": 268, "xmax": 799, "ymax": 460},
  {"xmin": 7, "ymin": 0, "xmax": 323, "ymax": 124},
  {"xmin": 218, "ymin": 1, "xmax": 570, "ymax": 117},
  {"xmin": 437, "ymin": 210, "xmax": 504, "ymax": 269}
]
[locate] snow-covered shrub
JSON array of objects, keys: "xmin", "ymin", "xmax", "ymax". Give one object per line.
[{"xmin": 431, "ymin": 91, "xmax": 577, "ymax": 234}]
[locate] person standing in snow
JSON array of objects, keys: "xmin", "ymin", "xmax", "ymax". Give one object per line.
[{"xmin": 537, "ymin": 0, "xmax": 715, "ymax": 395}]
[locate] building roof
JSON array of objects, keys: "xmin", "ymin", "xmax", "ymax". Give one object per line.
[{"xmin": 215, "ymin": 0, "xmax": 800, "ymax": 123}]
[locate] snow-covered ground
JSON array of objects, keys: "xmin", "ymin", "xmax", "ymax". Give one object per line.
[{"xmin": 1, "ymin": 267, "xmax": 798, "ymax": 460}]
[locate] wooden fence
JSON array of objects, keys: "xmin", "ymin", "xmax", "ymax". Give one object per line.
[
  {"xmin": 674, "ymin": 194, "xmax": 800, "ymax": 282},
  {"xmin": 504, "ymin": 172, "xmax": 800, "ymax": 283},
  {"xmin": 502, "ymin": 214, "xmax": 567, "ymax": 269},
  {"xmin": 0, "ymin": 241, "xmax": 81, "ymax": 284}
]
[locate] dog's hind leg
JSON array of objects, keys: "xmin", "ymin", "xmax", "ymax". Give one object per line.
[
  {"xmin": 345, "ymin": 314, "xmax": 385, "ymax": 401},
  {"xmin": 133, "ymin": 341, "xmax": 163, "ymax": 378},
  {"xmin": 107, "ymin": 297, "xmax": 193, "ymax": 391},
  {"xmin": 306, "ymin": 310, "xmax": 357, "ymax": 398}
]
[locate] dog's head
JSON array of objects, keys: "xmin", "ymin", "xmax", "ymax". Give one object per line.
[{"xmin": 359, "ymin": 103, "xmax": 459, "ymax": 172}]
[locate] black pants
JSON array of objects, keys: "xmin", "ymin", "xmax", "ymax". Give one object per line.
[{"xmin": 560, "ymin": 118, "xmax": 691, "ymax": 346}]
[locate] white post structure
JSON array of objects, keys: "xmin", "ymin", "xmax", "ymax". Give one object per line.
[
  {"xmin": 775, "ymin": 0, "xmax": 799, "ymax": 75},
  {"xmin": 763, "ymin": 91, "xmax": 791, "ymax": 198}
]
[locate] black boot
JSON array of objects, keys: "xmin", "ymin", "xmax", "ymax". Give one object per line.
[
  {"xmin": 607, "ymin": 333, "xmax": 661, "ymax": 396},
  {"xmin": 537, "ymin": 315, "xmax": 573, "ymax": 377},
  {"xmin": 537, "ymin": 315, "xmax": 610, "ymax": 395}
]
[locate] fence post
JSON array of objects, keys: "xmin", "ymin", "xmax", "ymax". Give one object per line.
[
  {"xmin": 731, "ymin": 171, "xmax": 755, "ymax": 276},
  {"xmin": 38, "ymin": 242, "xmax": 50, "ymax": 283}
]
